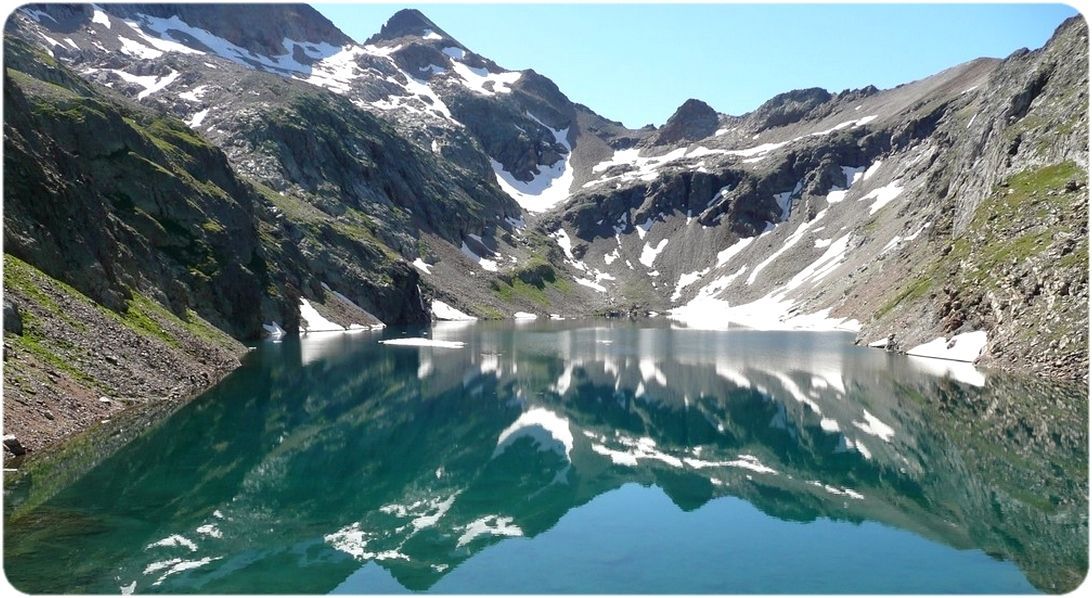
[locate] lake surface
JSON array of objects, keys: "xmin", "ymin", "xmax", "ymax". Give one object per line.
[{"xmin": 3, "ymin": 319, "xmax": 1087, "ymax": 594}]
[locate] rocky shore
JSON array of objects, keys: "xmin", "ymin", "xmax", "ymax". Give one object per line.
[{"xmin": 2, "ymin": 255, "xmax": 246, "ymax": 464}]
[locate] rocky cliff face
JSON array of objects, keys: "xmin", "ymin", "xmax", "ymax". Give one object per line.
[
  {"xmin": 2, "ymin": 28, "xmax": 435, "ymax": 453},
  {"xmin": 2, "ymin": 2, "xmax": 1087, "ymax": 458},
  {"xmin": 4, "ymin": 38, "xmax": 283, "ymax": 338},
  {"xmin": 859, "ymin": 19, "xmax": 1089, "ymax": 379}
]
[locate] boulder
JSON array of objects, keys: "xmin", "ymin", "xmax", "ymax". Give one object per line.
[
  {"xmin": 3, "ymin": 434, "xmax": 28, "ymax": 456},
  {"xmin": 3, "ymin": 300, "xmax": 22, "ymax": 335}
]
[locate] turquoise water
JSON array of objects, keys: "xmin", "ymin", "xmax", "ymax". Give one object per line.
[{"xmin": 3, "ymin": 320, "xmax": 1087, "ymax": 593}]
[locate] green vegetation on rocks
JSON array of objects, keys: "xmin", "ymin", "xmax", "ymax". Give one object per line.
[
  {"xmin": 873, "ymin": 161, "xmax": 1087, "ymax": 377},
  {"xmin": 490, "ymin": 259, "xmax": 572, "ymax": 306}
]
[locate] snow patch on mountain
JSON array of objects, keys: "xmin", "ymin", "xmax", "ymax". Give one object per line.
[
  {"xmin": 639, "ymin": 239, "xmax": 669, "ymax": 268},
  {"xmin": 669, "ymin": 291, "xmax": 860, "ymax": 332},
  {"xmin": 119, "ymin": 11, "xmax": 379, "ymax": 98},
  {"xmin": 299, "ymin": 298, "xmax": 345, "ymax": 332},
  {"xmin": 692, "ymin": 266, "xmax": 748, "ymax": 302},
  {"xmin": 575, "ymin": 277, "xmax": 607, "ymax": 292},
  {"xmin": 376, "ymin": 73, "xmax": 459, "ymax": 124},
  {"xmin": 717, "ymin": 237, "xmax": 755, "ymax": 267},
  {"xmin": 117, "ymin": 36, "xmax": 163, "ymax": 59},
  {"xmin": 432, "ymin": 300, "xmax": 476, "ymax": 321},
  {"xmin": 689, "ymin": 114, "xmax": 884, "ymax": 167},
  {"xmin": 91, "ymin": 6, "xmax": 111, "ymax": 28},
  {"xmin": 585, "ymin": 147, "xmax": 687, "ymax": 188},
  {"xmin": 122, "ymin": 18, "xmax": 205, "ymax": 57},
  {"xmin": 863, "ymin": 181, "xmax": 905, "ymax": 214},
  {"xmin": 178, "ymin": 84, "xmax": 209, "ymax": 102},
  {"xmin": 727, "ymin": 141, "xmax": 793, "ymax": 158},
  {"xmin": 671, "ymin": 268, "xmax": 711, "ymax": 301},
  {"xmin": 863, "ymin": 160, "xmax": 883, "ymax": 181},
  {"xmin": 412, "ymin": 258, "xmax": 433, "ymax": 274},
  {"xmin": 460, "ymin": 242, "xmax": 499, "ymax": 271},
  {"xmin": 491, "ymin": 115, "xmax": 573, "ymax": 212},
  {"xmin": 842, "ymin": 165, "xmax": 866, "ymax": 187},
  {"xmin": 881, "ymin": 223, "xmax": 929, "ymax": 255},
  {"xmin": 808, "ymin": 114, "xmax": 879, "ymax": 137},
  {"xmin": 441, "ymin": 46, "xmax": 466, "ymax": 60},
  {"xmin": 449, "ymin": 60, "xmax": 521, "ymax": 95},
  {"xmin": 300, "ymin": 45, "xmax": 368, "ymax": 94},
  {"xmin": 784, "ymin": 234, "xmax": 851, "ymax": 291},
  {"xmin": 109, "ymin": 68, "xmax": 180, "ymax": 100},
  {"xmin": 552, "ymin": 229, "xmax": 615, "ymax": 292},
  {"xmin": 907, "ymin": 330, "xmax": 988, "ymax": 363},
  {"xmin": 825, "ymin": 188, "xmax": 849, "ymax": 204},
  {"xmin": 773, "ymin": 180, "xmax": 803, "ymax": 220},
  {"xmin": 187, "ymin": 108, "xmax": 210, "ymax": 127},
  {"xmin": 747, "ymin": 209, "xmax": 828, "ymax": 285}
]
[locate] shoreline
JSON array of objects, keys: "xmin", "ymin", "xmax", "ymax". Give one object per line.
[
  {"xmin": 2, "ymin": 255, "xmax": 250, "ymax": 467},
  {"xmin": 3, "ymin": 381, "xmax": 223, "ymax": 521},
  {"xmin": 3, "ymin": 356, "xmax": 240, "ymax": 480},
  {"xmin": 4, "ymin": 315, "xmax": 1086, "ymax": 475}
]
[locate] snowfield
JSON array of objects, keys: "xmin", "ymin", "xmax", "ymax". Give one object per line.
[
  {"xmin": 298, "ymin": 298, "xmax": 345, "ymax": 332},
  {"xmin": 187, "ymin": 108, "xmax": 210, "ymax": 128},
  {"xmin": 432, "ymin": 300, "xmax": 476, "ymax": 321},
  {"xmin": 460, "ymin": 242, "xmax": 499, "ymax": 272},
  {"xmin": 668, "ymin": 292, "xmax": 860, "ymax": 333},
  {"xmin": 412, "ymin": 258, "xmax": 433, "ymax": 274},
  {"xmin": 109, "ymin": 68, "xmax": 179, "ymax": 100},
  {"xmin": 906, "ymin": 331, "xmax": 988, "ymax": 363},
  {"xmin": 862, "ymin": 181, "xmax": 905, "ymax": 214}
]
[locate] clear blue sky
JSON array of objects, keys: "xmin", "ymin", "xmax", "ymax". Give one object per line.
[{"xmin": 315, "ymin": 3, "xmax": 1080, "ymax": 128}]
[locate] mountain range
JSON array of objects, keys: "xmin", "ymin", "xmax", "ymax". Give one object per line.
[{"xmin": 2, "ymin": 4, "xmax": 1087, "ymax": 453}]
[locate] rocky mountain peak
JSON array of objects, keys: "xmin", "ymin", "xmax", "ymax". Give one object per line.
[
  {"xmin": 1052, "ymin": 14, "xmax": 1087, "ymax": 40},
  {"xmin": 833, "ymin": 85, "xmax": 880, "ymax": 104},
  {"xmin": 746, "ymin": 86, "xmax": 833, "ymax": 131},
  {"xmin": 672, "ymin": 98, "xmax": 718, "ymax": 121},
  {"xmin": 365, "ymin": 8, "xmax": 455, "ymax": 45},
  {"xmin": 760, "ymin": 87, "xmax": 832, "ymax": 108},
  {"xmin": 642, "ymin": 98, "xmax": 719, "ymax": 147}
]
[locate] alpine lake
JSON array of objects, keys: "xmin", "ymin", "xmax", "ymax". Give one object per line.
[{"xmin": 3, "ymin": 319, "xmax": 1087, "ymax": 594}]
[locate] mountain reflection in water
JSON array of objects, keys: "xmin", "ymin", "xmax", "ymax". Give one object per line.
[{"xmin": 3, "ymin": 320, "xmax": 1086, "ymax": 594}]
